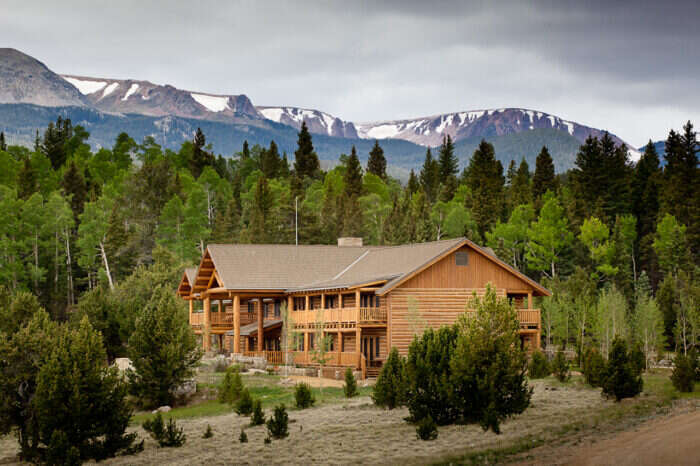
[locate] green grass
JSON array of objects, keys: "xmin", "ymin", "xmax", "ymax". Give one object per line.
[{"xmin": 131, "ymin": 373, "xmax": 373, "ymax": 426}]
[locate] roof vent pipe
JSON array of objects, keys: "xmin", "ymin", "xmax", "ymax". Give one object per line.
[{"xmin": 337, "ymin": 237, "xmax": 363, "ymax": 247}]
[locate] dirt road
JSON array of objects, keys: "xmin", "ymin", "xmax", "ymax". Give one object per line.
[{"xmin": 520, "ymin": 409, "xmax": 700, "ymax": 466}]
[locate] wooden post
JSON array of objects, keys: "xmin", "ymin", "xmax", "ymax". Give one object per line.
[
  {"xmin": 203, "ymin": 295, "xmax": 211, "ymax": 352},
  {"xmin": 355, "ymin": 289, "xmax": 360, "ymax": 321},
  {"xmin": 321, "ymin": 293, "xmax": 325, "ymax": 309},
  {"xmin": 527, "ymin": 292, "xmax": 533, "ymax": 309},
  {"xmin": 304, "ymin": 332, "xmax": 309, "ymax": 355},
  {"xmin": 338, "ymin": 292, "xmax": 342, "ymax": 308},
  {"xmin": 287, "ymin": 295, "xmax": 293, "ymax": 312},
  {"xmin": 355, "ymin": 327, "xmax": 361, "ymax": 369},
  {"xmin": 233, "ymin": 294, "xmax": 240, "ymax": 354},
  {"xmin": 188, "ymin": 299, "xmax": 193, "ymax": 325},
  {"xmin": 257, "ymin": 299, "xmax": 263, "ymax": 352},
  {"xmin": 305, "ymin": 294, "xmax": 309, "ymax": 310},
  {"xmin": 337, "ymin": 330, "xmax": 342, "ymax": 352}
]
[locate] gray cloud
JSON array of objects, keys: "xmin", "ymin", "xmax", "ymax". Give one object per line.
[{"xmin": 1, "ymin": 0, "xmax": 698, "ymax": 146}]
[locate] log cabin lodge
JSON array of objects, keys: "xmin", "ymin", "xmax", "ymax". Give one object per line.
[{"xmin": 177, "ymin": 237, "xmax": 550, "ymax": 378}]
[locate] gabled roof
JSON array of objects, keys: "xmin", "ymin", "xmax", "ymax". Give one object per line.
[
  {"xmin": 177, "ymin": 267, "xmax": 199, "ymax": 297},
  {"xmin": 195, "ymin": 238, "xmax": 550, "ymax": 297}
]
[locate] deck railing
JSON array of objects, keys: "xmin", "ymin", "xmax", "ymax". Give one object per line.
[
  {"xmin": 190, "ymin": 312, "xmax": 204, "ymax": 326},
  {"xmin": 292, "ymin": 306, "xmax": 388, "ymax": 326},
  {"xmin": 463, "ymin": 308, "xmax": 540, "ymax": 328},
  {"xmin": 211, "ymin": 312, "xmax": 234, "ymax": 328}
]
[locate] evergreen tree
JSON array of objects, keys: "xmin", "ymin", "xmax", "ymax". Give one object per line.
[
  {"xmin": 407, "ymin": 169, "xmax": 420, "ymax": 195},
  {"xmin": 127, "ymin": 286, "xmax": 202, "ymax": 408},
  {"xmin": 601, "ymin": 337, "xmax": 643, "ymax": 401},
  {"xmin": 508, "ymin": 158, "xmax": 532, "ymax": 208},
  {"xmin": 419, "ymin": 148, "xmax": 440, "ymax": 202},
  {"xmin": 17, "ymin": 157, "xmax": 37, "ymax": 200},
  {"xmin": 373, "ymin": 347, "xmax": 406, "ymax": 409},
  {"xmin": 293, "ymin": 122, "xmax": 320, "ymax": 179},
  {"xmin": 61, "ymin": 160, "xmax": 87, "ymax": 220},
  {"xmin": 250, "ymin": 176, "xmax": 273, "ymax": 243},
  {"xmin": 261, "ymin": 140, "xmax": 281, "ymax": 179},
  {"xmin": 465, "ymin": 140, "xmax": 505, "ymax": 236},
  {"xmin": 35, "ymin": 317, "xmax": 141, "ymax": 461},
  {"xmin": 532, "ymin": 146, "xmax": 557, "ymax": 200},
  {"xmin": 367, "ymin": 140, "xmax": 387, "ymax": 180},
  {"xmin": 0, "ymin": 131, "xmax": 6, "ymax": 151},
  {"xmin": 189, "ymin": 128, "xmax": 214, "ymax": 178},
  {"xmin": 438, "ymin": 134, "xmax": 458, "ymax": 180},
  {"xmin": 632, "ymin": 141, "xmax": 662, "ymax": 241}
]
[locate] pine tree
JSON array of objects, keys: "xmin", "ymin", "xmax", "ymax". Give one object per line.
[
  {"xmin": 407, "ymin": 169, "xmax": 420, "ymax": 195},
  {"xmin": 508, "ymin": 158, "xmax": 532, "ymax": 208},
  {"xmin": 293, "ymin": 122, "xmax": 320, "ymax": 179},
  {"xmin": 419, "ymin": 148, "xmax": 440, "ymax": 202},
  {"xmin": 189, "ymin": 128, "xmax": 213, "ymax": 178},
  {"xmin": 61, "ymin": 160, "xmax": 87, "ymax": 220},
  {"xmin": 344, "ymin": 146, "xmax": 363, "ymax": 198},
  {"xmin": 632, "ymin": 141, "xmax": 662, "ymax": 244},
  {"xmin": 532, "ymin": 146, "xmax": 557, "ymax": 200},
  {"xmin": 465, "ymin": 140, "xmax": 505, "ymax": 236},
  {"xmin": 261, "ymin": 140, "xmax": 281, "ymax": 179},
  {"xmin": 17, "ymin": 157, "xmax": 37, "ymax": 200},
  {"xmin": 0, "ymin": 131, "xmax": 6, "ymax": 151},
  {"xmin": 438, "ymin": 134, "xmax": 458, "ymax": 180},
  {"xmin": 367, "ymin": 140, "xmax": 387, "ymax": 180},
  {"xmin": 250, "ymin": 176, "xmax": 273, "ymax": 243}
]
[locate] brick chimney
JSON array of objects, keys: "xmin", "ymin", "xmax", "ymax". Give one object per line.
[{"xmin": 337, "ymin": 237, "xmax": 363, "ymax": 247}]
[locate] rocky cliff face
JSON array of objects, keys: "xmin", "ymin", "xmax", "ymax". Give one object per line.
[
  {"xmin": 257, "ymin": 106, "xmax": 359, "ymax": 138},
  {"xmin": 0, "ymin": 48, "xmax": 86, "ymax": 107}
]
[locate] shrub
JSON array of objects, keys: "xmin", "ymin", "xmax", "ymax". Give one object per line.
[
  {"xmin": 46, "ymin": 430, "xmax": 80, "ymax": 466},
  {"xmin": 552, "ymin": 351, "xmax": 571, "ymax": 382},
  {"xmin": 629, "ymin": 343, "xmax": 646, "ymax": 375},
  {"xmin": 601, "ymin": 337, "xmax": 643, "ymax": 401},
  {"xmin": 343, "ymin": 367, "xmax": 358, "ymax": 398},
  {"xmin": 266, "ymin": 404, "xmax": 289, "ymax": 439},
  {"xmin": 528, "ymin": 350, "xmax": 550, "ymax": 379},
  {"xmin": 34, "ymin": 317, "xmax": 143, "ymax": 462},
  {"xmin": 250, "ymin": 399, "xmax": 265, "ymax": 426},
  {"xmin": 449, "ymin": 286, "xmax": 532, "ymax": 434},
  {"xmin": 202, "ymin": 424, "xmax": 213, "ymax": 438},
  {"xmin": 235, "ymin": 388, "xmax": 254, "ymax": 415},
  {"xmin": 143, "ymin": 413, "xmax": 186, "ymax": 447},
  {"xmin": 689, "ymin": 348, "xmax": 700, "ymax": 382},
  {"xmin": 294, "ymin": 382, "xmax": 315, "ymax": 409},
  {"xmin": 264, "ymin": 436, "xmax": 271, "ymax": 444},
  {"xmin": 671, "ymin": 352, "xmax": 696, "ymax": 393},
  {"xmin": 127, "ymin": 287, "xmax": 202, "ymax": 408},
  {"xmin": 239, "ymin": 429, "xmax": 248, "ymax": 443},
  {"xmin": 583, "ymin": 348, "xmax": 606, "ymax": 387},
  {"xmin": 415, "ymin": 415, "xmax": 438, "ymax": 441},
  {"xmin": 372, "ymin": 347, "xmax": 406, "ymax": 409},
  {"xmin": 218, "ymin": 366, "xmax": 244, "ymax": 405},
  {"xmin": 405, "ymin": 326, "xmax": 460, "ymax": 425}
]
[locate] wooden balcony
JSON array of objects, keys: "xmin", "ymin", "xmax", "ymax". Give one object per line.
[
  {"xmin": 189, "ymin": 311, "xmax": 236, "ymax": 330},
  {"xmin": 291, "ymin": 306, "xmax": 387, "ymax": 329},
  {"xmin": 463, "ymin": 308, "xmax": 540, "ymax": 330},
  {"xmin": 190, "ymin": 312, "xmax": 204, "ymax": 328}
]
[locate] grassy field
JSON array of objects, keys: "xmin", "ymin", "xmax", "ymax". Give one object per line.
[{"xmin": 1, "ymin": 371, "xmax": 697, "ymax": 465}]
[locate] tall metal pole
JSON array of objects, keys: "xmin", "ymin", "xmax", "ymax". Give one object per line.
[{"xmin": 295, "ymin": 196, "xmax": 298, "ymax": 246}]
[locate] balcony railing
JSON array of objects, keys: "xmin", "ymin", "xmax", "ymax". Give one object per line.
[
  {"xmin": 190, "ymin": 312, "xmax": 203, "ymax": 327},
  {"xmin": 291, "ymin": 306, "xmax": 387, "ymax": 326},
  {"xmin": 463, "ymin": 308, "xmax": 540, "ymax": 328}
]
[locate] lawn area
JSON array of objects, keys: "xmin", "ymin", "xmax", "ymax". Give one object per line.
[{"xmin": 131, "ymin": 372, "xmax": 373, "ymax": 425}]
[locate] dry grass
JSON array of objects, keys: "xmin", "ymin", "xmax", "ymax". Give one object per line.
[{"xmin": 104, "ymin": 381, "xmax": 603, "ymax": 465}]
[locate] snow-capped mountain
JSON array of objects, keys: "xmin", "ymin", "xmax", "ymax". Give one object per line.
[
  {"xmin": 61, "ymin": 75, "xmax": 262, "ymax": 123},
  {"xmin": 356, "ymin": 108, "xmax": 640, "ymax": 160},
  {"xmin": 257, "ymin": 106, "xmax": 358, "ymax": 138}
]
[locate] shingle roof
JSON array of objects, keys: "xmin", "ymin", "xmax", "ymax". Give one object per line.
[
  {"xmin": 184, "ymin": 268, "xmax": 197, "ymax": 286},
  {"xmin": 201, "ymin": 238, "xmax": 550, "ymax": 296}
]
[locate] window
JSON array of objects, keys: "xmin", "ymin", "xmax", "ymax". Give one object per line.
[
  {"xmin": 294, "ymin": 297, "xmax": 305, "ymax": 310},
  {"xmin": 455, "ymin": 251, "xmax": 469, "ymax": 266},
  {"xmin": 326, "ymin": 296, "xmax": 336, "ymax": 309},
  {"xmin": 308, "ymin": 333, "xmax": 315, "ymax": 350},
  {"xmin": 274, "ymin": 300, "xmax": 281, "ymax": 317},
  {"xmin": 375, "ymin": 337, "xmax": 380, "ymax": 357},
  {"xmin": 247, "ymin": 301, "xmax": 255, "ymax": 313}
]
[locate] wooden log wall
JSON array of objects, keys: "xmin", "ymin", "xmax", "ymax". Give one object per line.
[{"xmin": 388, "ymin": 288, "xmax": 506, "ymax": 355}]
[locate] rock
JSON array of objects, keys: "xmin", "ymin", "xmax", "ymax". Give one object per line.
[
  {"xmin": 152, "ymin": 406, "xmax": 171, "ymax": 414},
  {"xmin": 247, "ymin": 368, "xmax": 267, "ymax": 375}
]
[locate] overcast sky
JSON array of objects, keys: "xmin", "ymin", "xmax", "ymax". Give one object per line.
[{"xmin": 2, "ymin": 0, "xmax": 698, "ymax": 146}]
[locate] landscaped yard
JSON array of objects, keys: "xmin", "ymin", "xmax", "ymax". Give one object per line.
[{"xmin": 1, "ymin": 372, "xmax": 697, "ymax": 465}]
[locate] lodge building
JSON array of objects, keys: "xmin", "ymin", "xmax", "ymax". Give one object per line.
[{"xmin": 177, "ymin": 237, "xmax": 550, "ymax": 378}]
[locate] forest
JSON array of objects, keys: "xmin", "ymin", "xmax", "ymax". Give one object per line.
[{"xmin": 0, "ymin": 118, "xmax": 697, "ymax": 360}]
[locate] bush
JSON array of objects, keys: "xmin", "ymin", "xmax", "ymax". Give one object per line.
[
  {"xmin": 690, "ymin": 348, "xmax": 700, "ymax": 382},
  {"xmin": 415, "ymin": 415, "xmax": 438, "ymax": 441},
  {"xmin": 34, "ymin": 317, "xmax": 143, "ymax": 462},
  {"xmin": 629, "ymin": 343, "xmax": 646, "ymax": 375},
  {"xmin": 372, "ymin": 347, "xmax": 406, "ymax": 409},
  {"xmin": 552, "ymin": 351, "xmax": 571, "ymax": 382},
  {"xmin": 449, "ymin": 286, "xmax": 532, "ymax": 434},
  {"xmin": 127, "ymin": 287, "xmax": 202, "ymax": 408},
  {"xmin": 405, "ymin": 326, "xmax": 460, "ymax": 425},
  {"xmin": 528, "ymin": 350, "xmax": 550, "ymax": 379},
  {"xmin": 266, "ymin": 404, "xmax": 289, "ymax": 439},
  {"xmin": 583, "ymin": 348, "xmax": 606, "ymax": 387},
  {"xmin": 239, "ymin": 429, "xmax": 248, "ymax": 443},
  {"xmin": 601, "ymin": 337, "xmax": 643, "ymax": 401},
  {"xmin": 343, "ymin": 367, "xmax": 358, "ymax": 398},
  {"xmin": 671, "ymin": 352, "xmax": 696, "ymax": 393},
  {"xmin": 235, "ymin": 388, "xmax": 254, "ymax": 415},
  {"xmin": 143, "ymin": 413, "xmax": 186, "ymax": 447},
  {"xmin": 250, "ymin": 399, "xmax": 265, "ymax": 426},
  {"xmin": 294, "ymin": 382, "xmax": 315, "ymax": 409},
  {"xmin": 218, "ymin": 366, "xmax": 244, "ymax": 405},
  {"xmin": 202, "ymin": 424, "xmax": 213, "ymax": 438},
  {"xmin": 46, "ymin": 430, "xmax": 80, "ymax": 466}
]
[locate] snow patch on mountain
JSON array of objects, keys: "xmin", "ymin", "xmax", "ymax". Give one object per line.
[
  {"xmin": 64, "ymin": 76, "xmax": 107, "ymax": 95},
  {"xmin": 257, "ymin": 106, "xmax": 358, "ymax": 138},
  {"xmin": 122, "ymin": 83, "xmax": 139, "ymax": 101},
  {"xmin": 190, "ymin": 93, "xmax": 229, "ymax": 112},
  {"xmin": 101, "ymin": 82, "xmax": 119, "ymax": 98}
]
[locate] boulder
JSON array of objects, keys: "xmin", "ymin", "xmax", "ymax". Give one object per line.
[
  {"xmin": 171, "ymin": 379, "xmax": 197, "ymax": 398},
  {"xmin": 152, "ymin": 406, "xmax": 171, "ymax": 414}
]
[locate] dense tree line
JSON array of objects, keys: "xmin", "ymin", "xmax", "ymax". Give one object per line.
[{"xmin": 0, "ymin": 119, "xmax": 697, "ymax": 354}]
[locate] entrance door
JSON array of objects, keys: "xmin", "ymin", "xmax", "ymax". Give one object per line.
[{"xmin": 362, "ymin": 336, "xmax": 379, "ymax": 363}]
